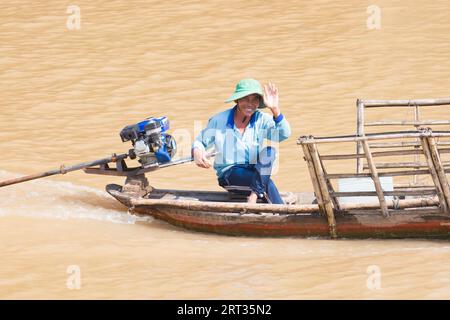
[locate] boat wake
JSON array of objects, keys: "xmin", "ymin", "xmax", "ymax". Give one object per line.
[{"xmin": 0, "ymin": 170, "xmax": 153, "ymax": 224}]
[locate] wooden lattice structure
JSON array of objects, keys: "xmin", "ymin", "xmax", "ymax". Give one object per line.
[
  {"xmin": 298, "ymin": 128, "xmax": 450, "ymax": 239},
  {"xmin": 356, "ymin": 99, "xmax": 450, "ymax": 183}
]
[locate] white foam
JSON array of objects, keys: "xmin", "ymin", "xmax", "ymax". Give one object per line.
[{"xmin": 0, "ymin": 170, "xmax": 153, "ymax": 225}]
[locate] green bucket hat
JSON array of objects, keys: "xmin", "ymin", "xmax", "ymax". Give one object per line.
[{"xmin": 225, "ymin": 78, "xmax": 266, "ymax": 108}]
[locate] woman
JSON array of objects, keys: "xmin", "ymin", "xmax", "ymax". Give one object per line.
[{"xmin": 192, "ymin": 78, "xmax": 291, "ymax": 204}]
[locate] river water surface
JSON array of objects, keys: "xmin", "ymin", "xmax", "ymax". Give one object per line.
[{"xmin": 1, "ymin": 0, "xmax": 450, "ymax": 299}]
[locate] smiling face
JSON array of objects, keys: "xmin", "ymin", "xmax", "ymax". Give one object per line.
[{"xmin": 236, "ymin": 94, "xmax": 261, "ymax": 117}]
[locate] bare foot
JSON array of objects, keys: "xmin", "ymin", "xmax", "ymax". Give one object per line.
[{"xmin": 247, "ymin": 192, "xmax": 258, "ymax": 204}]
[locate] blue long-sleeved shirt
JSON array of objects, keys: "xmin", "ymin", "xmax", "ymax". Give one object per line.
[{"xmin": 192, "ymin": 106, "xmax": 291, "ymax": 177}]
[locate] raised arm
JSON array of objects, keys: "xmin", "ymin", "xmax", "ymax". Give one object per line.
[{"xmin": 262, "ymin": 82, "xmax": 291, "ymax": 142}]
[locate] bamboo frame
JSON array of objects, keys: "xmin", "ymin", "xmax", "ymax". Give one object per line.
[
  {"xmin": 413, "ymin": 105, "xmax": 420, "ymax": 185},
  {"xmin": 369, "ymin": 141, "xmax": 450, "ymax": 148},
  {"xmin": 361, "ymin": 99, "xmax": 450, "ymax": 107},
  {"xmin": 363, "ymin": 161, "xmax": 450, "ymax": 169},
  {"xmin": 327, "ymin": 168, "xmax": 450, "ymax": 179},
  {"xmin": 354, "ymin": 98, "xmax": 450, "ymax": 185},
  {"xmin": 339, "ymin": 196, "xmax": 440, "ymax": 211},
  {"xmin": 366, "ymin": 120, "xmax": 450, "ymax": 126},
  {"xmin": 297, "ymin": 131, "xmax": 450, "ymax": 144},
  {"xmin": 130, "ymin": 195, "xmax": 442, "ymax": 215},
  {"xmin": 395, "ymin": 183, "xmax": 435, "ymax": 188},
  {"xmin": 308, "ymin": 143, "xmax": 338, "ymax": 239},
  {"xmin": 419, "ymin": 135, "xmax": 447, "ymax": 212},
  {"xmin": 301, "ymin": 144, "xmax": 325, "ymax": 214},
  {"xmin": 331, "ymin": 190, "xmax": 436, "ymax": 197},
  {"xmin": 393, "ymin": 188, "xmax": 436, "ymax": 193},
  {"xmin": 132, "ymin": 198, "xmax": 320, "ymax": 214},
  {"xmin": 362, "ymin": 140, "xmax": 389, "ymax": 217},
  {"xmin": 357, "ymin": 99, "xmax": 364, "ymax": 173},
  {"xmin": 298, "ymin": 97, "xmax": 450, "ymax": 220},
  {"xmin": 299, "ymin": 131, "xmax": 450, "ymax": 211},
  {"xmin": 321, "ymin": 148, "xmax": 450, "ymax": 160},
  {"xmin": 298, "ymin": 127, "xmax": 450, "ymax": 216},
  {"xmin": 319, "ymin": 156, "xmax": 341, "ymax": 210},
  {"xmin": 427, "ymin": 135, "xmax": 450, "ymax": 209}
]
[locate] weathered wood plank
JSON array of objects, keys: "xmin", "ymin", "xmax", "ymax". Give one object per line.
[
  {"xmin": 308, "ymin": 143, "xmax": 338, "ymax": 238},
  {"xmin": 321, "ymin": 148, "xmax": 450, "ymax": 160},
  {"xmin": 133, "ymin": 198, "xmax": 320, "ymax": 214},
  {"xmin": 301, "ymin": 144, "xmax": 325, "ymax": 214},
  {"xmin": 361, "ymin": 99, "xmax": 450, "ymax": 107},
  {"xmin": 357, "ymin": 99, "xmax": 365, "ymax": 173},
  {"xmin": 363, "ymin": 161, "xmax": 450, "ymax": 169},
  {"xmin": 131, "ymin": 194, "xmax": 442, "ymax": 213},
  {"xmin": 366, "ymin": 120, "xmax": 450, "ymax": 126},
  {"xmin": 370, "ymin": 141, "xmax": 450, "ymax": 148},
  {"xmin": 298, "ymin": 132, "xmax": 450, "ymax": 144},
  {"xmin": 326, "ymin": 168, "xmax": 450, "ymax": 179},
  {"xmin": 427, "ymin": 135, "xmax": 450, "ymax": 210},
  {"xmin": 319, "ymin": 155, "xmax": 341, "ymax": 210},
  {"xmin": 362, "ymin": 140, "xmax": 389, "ymax": 217},
  {"xmin": 420, "ymin": 135, "xmax": 448, "ymax": 212},
  {"xmin": 331, "ymin": 190, "xmax": 436, "ymax": 197}
]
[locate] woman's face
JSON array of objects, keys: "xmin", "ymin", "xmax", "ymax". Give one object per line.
[{"xmin": 236, "ymin": 94, "xmax": 260, "ymax": 117}]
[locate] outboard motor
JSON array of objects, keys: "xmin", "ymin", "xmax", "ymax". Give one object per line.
[{"xmin": 119, "ymin": 116, "xmax": 176, "ymax": 167}]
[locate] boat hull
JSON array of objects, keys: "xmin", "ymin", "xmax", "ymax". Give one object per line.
[{"xmin": 107, "ymin": 184, "xmax": 450, "ymax": 239}]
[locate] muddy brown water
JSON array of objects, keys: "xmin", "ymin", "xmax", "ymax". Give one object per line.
[{"xmin": 1, "ymin": 0, "xmax": 450, "ymax": 298}]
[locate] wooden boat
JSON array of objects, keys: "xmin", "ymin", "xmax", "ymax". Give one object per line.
[
  {"xmin": 2, "ymin": 99, "xmax": 450, "ymax": 239},
  {"xmin": 106, "ymin": 182, "xmax": 450, "ymax": 239},
  {"xmin": 101, "ymin": 99, "xmax": 450, "ymax": 239}
]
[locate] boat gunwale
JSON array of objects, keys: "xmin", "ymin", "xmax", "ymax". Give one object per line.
[{"xmin": 107, "ymin": 184, "xmax": 446, "ymax": 217}]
